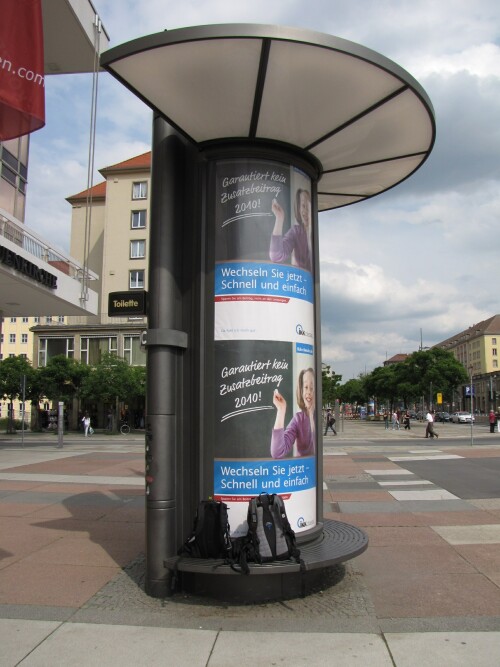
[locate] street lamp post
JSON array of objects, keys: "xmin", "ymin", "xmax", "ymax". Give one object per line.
[
  {"xmin": 469, "ymin": 366, "xmax": 474, "ymax": 446},
  {"xmin": 489, "ymin": 374, "xmax": 497, "ymax": 411}
]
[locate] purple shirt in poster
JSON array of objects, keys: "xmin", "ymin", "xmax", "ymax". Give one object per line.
[
  {"xmin": 271, "ymin": 410, "xmax": 315, "ymax": 459},
  {"xmin": 269, "ymin": 224, "xmax": 311, "ymax": 272}
]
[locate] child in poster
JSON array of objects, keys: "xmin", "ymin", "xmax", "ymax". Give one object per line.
[{"xmin": 270, "ymin": 367, "xmax": 315, "ymax": 458}]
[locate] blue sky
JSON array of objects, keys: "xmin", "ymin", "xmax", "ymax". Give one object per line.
[{"xmin": 25, "ymin": 0, "xmax": 500, "ymax": 381}]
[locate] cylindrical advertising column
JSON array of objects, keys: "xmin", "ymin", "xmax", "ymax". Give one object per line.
[{"xmin": 204, "ymin": 148, "xmax": 322, "ymax": 541}]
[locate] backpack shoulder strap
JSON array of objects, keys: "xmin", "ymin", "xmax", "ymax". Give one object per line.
[
  {"xmin": 272, "ymin": 494, "xmax": 304, "ymax": 566},
  {"xmin": 218, "ymin": 501, "xmax": 232, "ymax": 556}
]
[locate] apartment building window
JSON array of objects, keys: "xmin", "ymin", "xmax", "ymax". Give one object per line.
[
  {"xmin": 58, "ymin": 316, "xmax": 65, "ymax": 323},
  {"xmin": 34, "ymin": 316, "xmax": 40, "ymax": 323},
  {"xmin": 9, "ymin": 334, "xmax": 15, "ymax": 343},
  {"xmin": 124, "ymin": 335, "xmax": 146, "ymax": 366},
  {"xmin": 38, "ymin": 338, "xmax": 74, "ymax": 366},
  {"xmin": 132, "ymin": 181, "xmax": 147, "ymax": 200},
  {"xmin": 80, "ymin": 337, "xmax": 118, "ymax": 365},
  {"xmin": 494, "ymin": 360, "xmax": 498, "ymax": 369},
  {"xmin": 493, "ymin": 349, "xmax": 497, "ymax": 356},
  {"xmin": 131, "ymin": 209, "xmax": 146, "ymax": 229},
  {"xmin": 1, "ymin": 163, "xmax": 16, "ymax": 186},
  {"xmin": 45, "ymin": 316, "xmax": 53, "ymax": 324},
  {"xmin": 0, "ymin": 334, "xmax": 3, "ymax": 343},
  {"xmin": 10, "ymin": 317, "xmax": 16, "ymax": 323},
  {"xmin": 22, "ymin": 317, "xmax": 29, "ymax": 323},
  {"xmin": 130, "ymin": 240, "xmax": 145, "ymax": 259},
  {"xmin": 1, "ymin": 146, "xmax": 27, "ymax": 194},
  {"xmin": 21, "ymin": 333, "xmax": 28, "ymax": 344},
  {"xmin": 19, "ymin": 354, "xmax": 27, "ymax": 359},
  {"xmin": 129, "ymin": 269, "xmax": 144, "ymax": 289},
  {"xmin": 493, "ymin": 338, "xmax": 497, "ymax": 345}
]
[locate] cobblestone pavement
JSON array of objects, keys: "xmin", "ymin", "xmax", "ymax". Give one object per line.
[{"xmin": 1, "ymin": 424, "xmax": 500, "ymax": 665}]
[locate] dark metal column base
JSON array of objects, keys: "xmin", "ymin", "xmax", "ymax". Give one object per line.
[{"xmin": 164, "ymin": 519, "xmax": 368, "ymax": 604}]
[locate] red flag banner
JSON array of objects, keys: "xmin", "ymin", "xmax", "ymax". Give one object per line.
[{"xmin": 0, "ymin": 0, "xmax": 45, "ymax": 140}]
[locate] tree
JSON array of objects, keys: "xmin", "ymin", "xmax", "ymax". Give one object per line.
[
  {"xmin": 37, "ymin": 356, "xmax": 90, "ymax": 404},
  {"xmin": 338, "ymin": 376, "xmax": 367, "ymax": 406},
  {"xmin": 129, "ymin": 365, "xmax": 146, "ymax": 400},
  {"xmin": 0, "ymin": 355, "xmax": 34, "ymax": 431},
  {"xmin": 80, "ymin": 353, "xmax": 146, "ymax": 430},
  {"xmin": 80, "ymin": 353, "xmax": 136, "ymax": 404},
  {"xmin": 321, "ymin": 364, "xmax": 342, "ymax": 406},
  {"xmin": 364, "ymin": 365, "xmax": 399, "ymax": 409},
  {"xmin": 400, "ymin": 348, "xmax": 468, "ymax": 406}
]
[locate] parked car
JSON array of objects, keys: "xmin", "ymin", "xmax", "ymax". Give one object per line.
[
  {"xmin": 435, "ymin": 411, "xmax": 451, "ymax": 422},
  {"xmin": 451, "ymin": 411, "xmax": 475, "ymax": 423}
]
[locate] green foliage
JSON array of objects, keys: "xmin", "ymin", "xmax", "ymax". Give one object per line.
[
  {"xmin": 37, "ymin": 356, "xmax": 90, "ymax": 403},
  {"xmin": 79, "ymin": 352, "xmax": 141, "ymax": 404},
  {"xmin": 364, "ymin": 365, "xmax": 398, "ymax": 404},
  {"xmin": 338, "ymin": 376, "xmax": 367, "ymax": 404},
  {"xmin": 321, "ymin": 364, "xmax": 342, "ymax": 406},
  {"xmin": 0, "ymin": 417, "xmax": 24, "ymax": 431},
  {"xmin": 129, "ymin": 365, "xmax": 146, "ymax": 399},
  {"xmin": 1, "ymin": 353, "xmax": 146, "ymax": 432},
  {"xmin": 341, "ymin": 348, "xmax": 468, "ymax": 408},
  {"xmin": 403, "ymin": 348, "xmax": 468, "ymax": 399},
  {"xmin": 0, "ymin": 355, "xmax": 35, "ymax": 401}
]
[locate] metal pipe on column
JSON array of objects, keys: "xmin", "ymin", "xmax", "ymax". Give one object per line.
[{"xmin": 145, "ymin": 115, "xmax": 189, "ymax": 598}]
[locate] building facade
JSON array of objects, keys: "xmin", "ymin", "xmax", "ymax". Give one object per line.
[
  {"xmin": 435, "ymin": 315, "xmax": 500, "ymax": 413},
  {"xmin": 30, "ymin": 153, "xmax": 151, "ymax": 426}
]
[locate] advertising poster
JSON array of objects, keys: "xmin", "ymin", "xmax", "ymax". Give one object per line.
[{"xmin": 213, "ymin": 158, "xmax": 317, "ymax": 537}]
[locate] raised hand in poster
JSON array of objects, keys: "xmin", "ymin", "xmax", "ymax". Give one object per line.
[
  {"xmin": 269, "ymin": 188, "xmax": 312, "ymax": 272},
  {"xmin": 270, "ymin": 367, "xmax": 316, "ymax": 459},
  {"xmin": 215, "ymin": 160, "xmax": 290, "ymax": 262},
  {"xmin": 214, "ymin": 340, "xmax": 294, "ymax": 458}
]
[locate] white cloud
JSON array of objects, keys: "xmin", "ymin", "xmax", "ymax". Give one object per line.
[
  {"xmin": 413, "ymin": 43, "xmax": 500, "ymax": 79},
  {"xmin": 20, "ymin": 0, "xmax": 500, "ymax": 380}
]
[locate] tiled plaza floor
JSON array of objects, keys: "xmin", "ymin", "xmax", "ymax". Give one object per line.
[{"xmin": 1, "ymin": 424, "xmax": 499, "ymax": 665}]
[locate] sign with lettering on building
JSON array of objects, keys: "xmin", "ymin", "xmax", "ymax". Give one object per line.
[
  {"xmin": 108, "ymin": 290, "xmax": 147, "ymax": 316},
  {"xmin": 0, "ymin": 244, "xmax": 57, "ymax": 288}
]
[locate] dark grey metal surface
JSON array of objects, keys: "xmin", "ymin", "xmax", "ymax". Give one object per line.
[
  {"xmin": 145, "ymin": 118, "xmax": 188, "ymax": 598},
  {"xmin": 165, "ymin": 519, "xmax": 368, "ymax": 575},
  {"xmin": 164, "ymin": 519, "xmax": 368, "ymax": 602}
]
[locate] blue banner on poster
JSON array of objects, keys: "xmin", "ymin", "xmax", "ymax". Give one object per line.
[
  {"xmin": 214, "ymin": 457, "xmax": 316, "ymax": 495},
  {"xmin": 215, "ymin": 261, "xmax": 313, "ymax": 303}
]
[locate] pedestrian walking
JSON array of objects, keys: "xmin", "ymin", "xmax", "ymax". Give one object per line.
[
  {"xmin": 489, "ymin": 409, "xmax": 497, "ymax": 433},
  {"xmin": 82, "ymin": 412, "xmax": 91, "ymax": 437},
  {"xmin": 391, "ymin": 411, "xmax": 400, "ymax": 430},
  {"xmin": 425, "ymin": 410, "xmax": 438, "ymax": 438},
  {"xmin": 107, "ymin": 409, "xmax": 113, "ymax": 432},
  {"xmin": 383, "ymin": 411, "xmax": 389, "ymax": 429},
  {"xmin": 324, "ymin": 408, "xmax": 337, "ymax": 435},
  {"xmin": 403, "ymin": 411, "xmax": 411, "ymax": 430}
]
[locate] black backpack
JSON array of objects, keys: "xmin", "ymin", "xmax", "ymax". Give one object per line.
[
  {"xmin": 178, "ymin": 499, "xmax": 233, "ymax": 559},
  {"xmin": 232, "ymin": 493, "xmax": 304, "ymax": 574}
]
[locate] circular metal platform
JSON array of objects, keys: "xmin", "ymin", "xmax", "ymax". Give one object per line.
[{"xmin": 165, "ymin": 519, "xmax": 368, "ymax": 603}]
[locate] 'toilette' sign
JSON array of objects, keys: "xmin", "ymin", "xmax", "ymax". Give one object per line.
[{"xmin": 108, "ymin": 290, "xmax": 147, "ymax": 316}]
